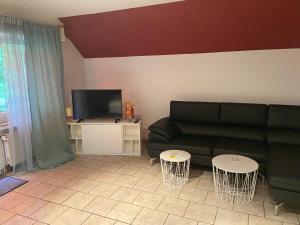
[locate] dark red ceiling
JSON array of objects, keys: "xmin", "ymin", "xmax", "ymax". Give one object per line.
[{"xmin": 60, "ymin": 0, "xmax": 300, "ymax": 58}]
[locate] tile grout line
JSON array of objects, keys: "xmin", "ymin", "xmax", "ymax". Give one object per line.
[
  {"xmin": 156, "ymin": 195, "xmax": 167, "ymax": 212},
  {"xmin": 203, "ymin": 189, "xmax": 209, "ymax": 205},
  {"xmin": 20, "ymin": 176, "xmax": 164, "ymax": 207},
  {"xmin": 29, "ymin": 201, "xmax": 69, "ymax": 224},
  {"xmin": 263, "ymin": 201, "xmax": 266, "ymax": 218},
  {"xmin": 247, "ymin": 214, "xmax": 287, "ymax": 225},
  {"xmin": 247, "ymin": 213, "xmax": 249, "ymax": 225},
  {"xmin": 162, "ymin": 213, "xmax": 170, "ymax": 225},
  {"xmin": 213, "ymin": 207, "xmax": 219, "ymax": 225},
  {"xmin": 13, "ymin": 197, "xmax": 48, "ymax": 218},
  {"xmin": 0, "ymin": 212, "xmax": 17, "ymax": 224},
  {"xmin": 78, "ymin": 210, "xmax": 93, "ymax": 225},
  {"xmin": 8, "ymin": 156, "xmax": 300, "ymax": 225},
  {"xmin": 182, "ymin": 200, "xmax": 192, "ymax": 219},
  {"xmin": 10, "ymin": 178, "xmax": 182, "ymax": 224}
]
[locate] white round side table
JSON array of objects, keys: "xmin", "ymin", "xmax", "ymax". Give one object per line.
[
  {"xmin": 160, "ymin": 150, "xmax": 191, "ymax": 186},
  {"xmin": 212, "ymin": 154, "xmax": 258, "ymax": 204}
]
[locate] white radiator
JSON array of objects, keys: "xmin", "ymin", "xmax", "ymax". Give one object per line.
[
  {"xmin": 0, "ymin": 139, "xmax": 5, "ymax": 172},
  {"xmin": 0, "ymin": 136, "xmax": 10, "ymax": 173},
  {"xmin": 0, "ymin": 120, "xmax": 11, "ymax": 173}
]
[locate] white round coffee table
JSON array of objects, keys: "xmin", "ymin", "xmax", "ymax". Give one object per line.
[
  {"xmin": 160, "ymin": 150, "xmax": 191, "ymax": 186},
  {"xmin": 212, "ymin": 154, "xmax": 258, "ymax": 204}
]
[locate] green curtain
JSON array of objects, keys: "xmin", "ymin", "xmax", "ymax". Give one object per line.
[{"xmin": 23, "ymin": 22, "xmax": 74, "ymax": 168}]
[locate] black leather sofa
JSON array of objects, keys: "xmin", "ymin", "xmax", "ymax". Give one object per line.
[
  {"xmin": 266, "ymin": 105, "xmax": 300, "ymax": 208},
  {"xmin": 147, "ymin": 101, "xmax": 300, "ymax": 207}
]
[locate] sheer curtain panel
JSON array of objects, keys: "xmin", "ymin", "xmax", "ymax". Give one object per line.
[
  {"xmin": 0, "ymin": 15, "xmax": 73, "ymax": 171},
  {"xmin": 0, "ymin": 16, "xmax": 33, "ymax": 171}
]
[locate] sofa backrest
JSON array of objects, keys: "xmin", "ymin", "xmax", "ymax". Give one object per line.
[
  {"xmin": 170, "ymin": 101, "xmax": 267, "ymax": 142},
  {"xmin": 267, "ymin": 105, "xmax": 300, "ymax": 145},
  {"xmin": 169, "ymin": 101, "xmax": 300, "ymax": 143},
  {"xmin": 220, "ymin": 103, "xmax": 267, "ymax": 127},
  {"xmin": 268, "ymin": 105, "xmax": 300, "ymax": 129},
  {"xmin": 170, "ymin": 101, "xmax": 219, "ymax": 124}
]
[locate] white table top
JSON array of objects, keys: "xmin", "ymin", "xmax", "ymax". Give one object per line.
[
  {"xmin": 160, "ymin": 150, "xmax": 191, "ymax": 162},
  {"xmin": 212, "ymin": 154, "xmax": 258, "ymax": 173}
]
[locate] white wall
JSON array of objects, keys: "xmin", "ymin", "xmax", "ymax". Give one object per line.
[
  {"xmin": 84, "ymin": 49, "xmax": 300, "ymax": 138},
  {"xmin": 62, "ymin": 38, "xmax": 85, "ymax": 107}
]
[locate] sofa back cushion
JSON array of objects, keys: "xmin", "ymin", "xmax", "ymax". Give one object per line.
[
  {"xmin": 170, "ymin": 101, "xmax": 219, "ymax": 124},
  {"xmin": 174, "ymin": 122, "xmax": 266, "ymax": 142},
  {"xmin": 267, "ymin": 129, "xmax": 300, "ymax": 145},
  {"xmin": 268, "ymin": 105, "xmax": 300, "ymax": 129},
  {"xmin": 220, "ymin": 103, "xmax": 267, "ymax": 127}
]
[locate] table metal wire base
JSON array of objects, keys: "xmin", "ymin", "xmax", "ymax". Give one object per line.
[
  {"xmin": 160, "ymin": 159, "xmax": 190, "ymax": 186},
  {"xmin": 213, "ymin": 165, "xmax": 258, "ymax": 204}
]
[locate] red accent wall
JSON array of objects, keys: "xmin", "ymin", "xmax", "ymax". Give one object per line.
[{"xmin": 60, "ymin": 0, "xmax": 300, "ymax": 58}]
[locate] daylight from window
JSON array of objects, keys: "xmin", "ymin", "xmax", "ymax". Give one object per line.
[{"xmin": 0, "ymin": 48, "xmax": 6, "ymax": 112}]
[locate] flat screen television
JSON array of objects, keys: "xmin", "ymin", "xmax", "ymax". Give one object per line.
[{"xmin": 72, "ymin": 89, "xmax": 122, "ymax": 121}]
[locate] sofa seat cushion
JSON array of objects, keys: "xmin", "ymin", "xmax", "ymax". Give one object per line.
[
  {"xmin": 213, "ymin": 138, "xmax": 267, "ymax": 162},
  {"xmin": 268, "ymin": 144, "xmax": 300, "ymax": 192},
  {"xmin": 148, "ymin": 135, "xmax": 214, "ymax": 156}
]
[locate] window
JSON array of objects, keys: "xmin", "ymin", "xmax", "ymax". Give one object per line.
[{"xmin": 0, "ymin": 47, "xmax": 6, "ymax": 112}]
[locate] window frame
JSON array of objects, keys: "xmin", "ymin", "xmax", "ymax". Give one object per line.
[{"xmin": 0, "ymin": 112, "xmax": 7, "ymax": 125}]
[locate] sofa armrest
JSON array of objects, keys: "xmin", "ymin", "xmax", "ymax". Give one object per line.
[{"xmin": 148, "ymin": 117, "xmax": 180, "ymax": 141}]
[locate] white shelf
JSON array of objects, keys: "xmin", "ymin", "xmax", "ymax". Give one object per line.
[
  {"xmin": 123, "ymin": 139, "xmax": 140, "ymax": 156},
  {"xmin": 69, "ymin": 137, "xmax": 82, "ymax": 140},
  {"xmin": 123, "ymin": 136, "xmax": 140, "ymax": 140},
  {"xmin": 69, "ymin": 139, "xmax": 83, "ymax": 154},
  {"xmin": 67, "ymin": 119, "xmax": 141, "ymax": 156}
]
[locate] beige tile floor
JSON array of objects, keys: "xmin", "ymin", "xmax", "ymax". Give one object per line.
[{"xmin": 0, "ymin": 154, "xmax": 299, "ymax": 225}]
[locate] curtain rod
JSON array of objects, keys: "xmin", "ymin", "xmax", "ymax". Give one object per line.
[{"xmin": 0, "ymin": 14, "xmax": 62, "ymax": 28}]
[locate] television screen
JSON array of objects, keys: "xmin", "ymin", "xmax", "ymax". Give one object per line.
[{"xmin": 72, "ymin": 90, "xmax": 122, "ymax": 120}]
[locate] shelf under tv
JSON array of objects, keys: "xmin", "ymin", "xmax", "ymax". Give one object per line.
[{"xmin": 67, "ymin": 119, "xmax": 141, "ymax": 156}]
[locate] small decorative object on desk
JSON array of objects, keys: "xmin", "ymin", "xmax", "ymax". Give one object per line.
[
  {"xmin": 66, "ymin": 107, "xmax": 73, "ymax": 122},
  {"xmin": 212, "ymin": 154, "xmax": 258, "ymax": 204},
  {"xmin": 125, "ymin": 102, "xmax": 134, "ymax": 119},
  {"xmin": 160, "ymin": 150, "xmax": 191, "ymax": 187}
]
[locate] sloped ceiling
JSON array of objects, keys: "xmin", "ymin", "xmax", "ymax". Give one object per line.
[{"xmin": 60, "ymin": 0, "xmax": 300, "ymax": 58}]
